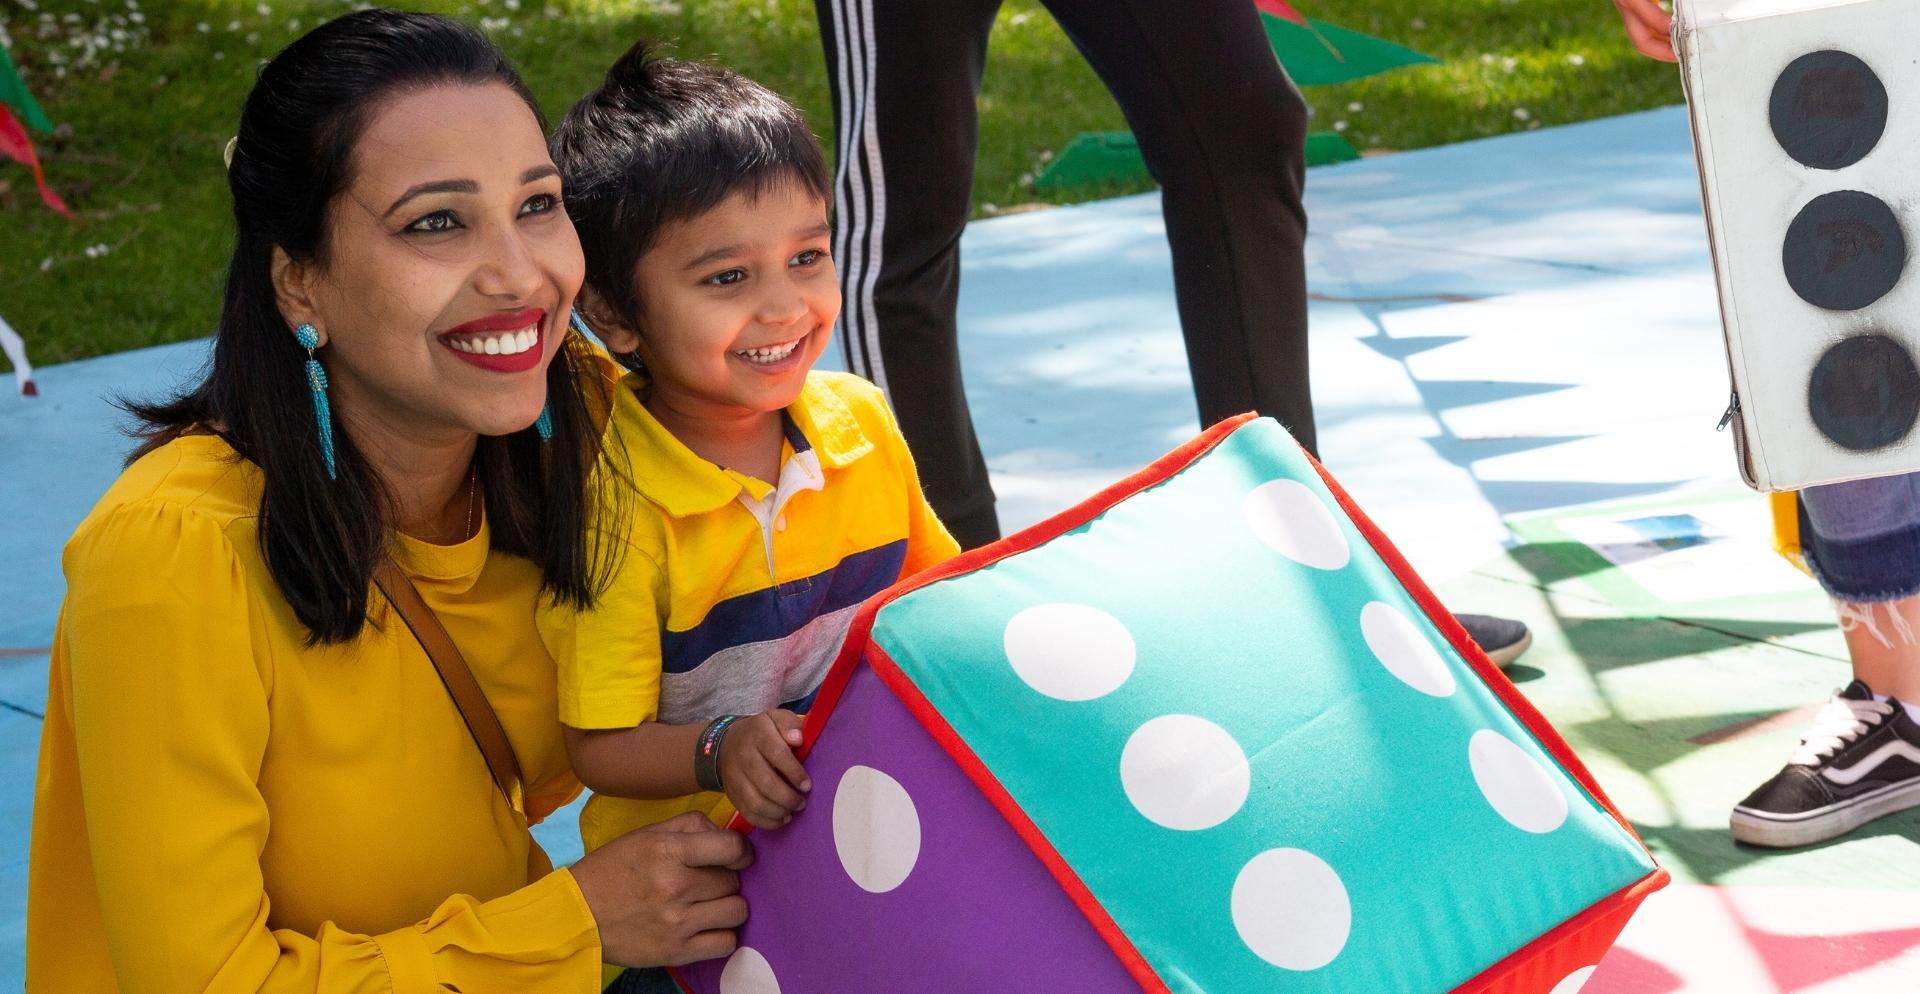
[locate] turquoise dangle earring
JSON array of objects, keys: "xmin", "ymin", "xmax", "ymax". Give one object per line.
[{"xmin": 295, "ymin": 324, "xmax": 337, "ymax": 479}]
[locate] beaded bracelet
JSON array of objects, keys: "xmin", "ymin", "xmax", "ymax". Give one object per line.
[{"xmin": 694, "ymin": 714, "xmax": 743, "ymax": 793}]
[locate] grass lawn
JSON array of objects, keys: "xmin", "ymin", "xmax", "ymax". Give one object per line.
[{"xmin": 0, "ymin": 0, "xmax": 1680, "ymax": 364}]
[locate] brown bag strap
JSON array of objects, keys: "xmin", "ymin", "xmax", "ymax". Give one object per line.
[{"xmin": 373, "ymin": 557, "xmax": 524, "ymax": 808}]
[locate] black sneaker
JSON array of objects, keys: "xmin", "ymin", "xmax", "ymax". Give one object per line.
[
  {"xmin": 1730, "ymin": 680, "xmax": 1920, "ymax": 848},
  {"xmin": 1455, "ymin": 613, "xmax": 1533, "ymax": 667}
]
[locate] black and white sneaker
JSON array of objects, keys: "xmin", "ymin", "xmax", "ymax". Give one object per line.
[
  {"xmin": 1455, "ymin": 613, "xmax": 1533, "ymax": 668},
  {"xmin": 1730, "ymin": 680, "xmax": 1920, "ymax": 848}
]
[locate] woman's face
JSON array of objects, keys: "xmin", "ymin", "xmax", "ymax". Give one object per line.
[{"xmin": 277, "ymin": 83, "xmax": 584, "ymax": 445}]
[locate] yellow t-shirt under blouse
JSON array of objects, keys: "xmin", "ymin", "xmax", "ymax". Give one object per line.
[
  {"xmin": 538, "ymin": 370, "xmax": 959, "ymax": 853},
  {"xmin": 27, "ymin": 434, "xmax": 602, "ymax": 993}
]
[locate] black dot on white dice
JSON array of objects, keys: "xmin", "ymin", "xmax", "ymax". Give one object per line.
[
  {"xmin": 1782, "ymin": 190, "xmax": 1905, "ymax": 311},
  {"xmin": 1770, "ymin": 49, "xmax": 1888, "ymax": 170},
  {"xmin": 1808, "ymin": 332, "xmax": 1920, "ymax": 451}
]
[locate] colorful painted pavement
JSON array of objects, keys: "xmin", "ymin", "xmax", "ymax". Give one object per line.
[{"xmin": 2, "ymin": 106, "xmax": 1914, "ymax": 990}]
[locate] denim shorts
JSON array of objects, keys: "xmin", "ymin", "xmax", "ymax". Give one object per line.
[{"xmin": 1798, "ymin": 470, "xmax": 1920, "ymax": 602}]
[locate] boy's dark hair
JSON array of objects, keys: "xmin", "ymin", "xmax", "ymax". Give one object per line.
[{"xmin": 550, "ymin": 43, "xmax": 832, "ymax": 335}]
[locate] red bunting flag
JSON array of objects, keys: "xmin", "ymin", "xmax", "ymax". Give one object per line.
[
  {"xmin": 0, "ymin": 104, "xmax": 72, "ymax": 218},
  {"xmin": 1252, "ymin": 0, "xmax": 1308, "ymax": 25}
]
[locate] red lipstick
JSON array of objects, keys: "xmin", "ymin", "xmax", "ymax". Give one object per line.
[{"xmin": 439, "ymin": 308, "xmax": 546, "ymax": 374}]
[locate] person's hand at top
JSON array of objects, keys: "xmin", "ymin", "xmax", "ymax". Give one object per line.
[{"xmin": 1612, "ymin": 0, "xmax": 1677, "ymax": 62}]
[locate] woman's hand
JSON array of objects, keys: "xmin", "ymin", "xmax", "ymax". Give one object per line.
[
  {"xmin": 570, "ymin": 812, "xmax": 754, "ymax": 968},
  {"xmin": 720, "ymin": 709, "xmax": 812, "ymax": 829},
  {"xmin": 1612, "ymin": 0, "xmax": 1677, "ymax": 62}
]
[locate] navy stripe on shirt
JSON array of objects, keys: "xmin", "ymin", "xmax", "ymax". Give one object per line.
[{"xmin": 659, "ymin": 539, "xmax": 907, "ymax": 675}]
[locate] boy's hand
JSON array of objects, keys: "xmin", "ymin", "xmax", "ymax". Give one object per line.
[{"xmin": 719, "ymin": 709, "xmax": 811, "ymax": 829}]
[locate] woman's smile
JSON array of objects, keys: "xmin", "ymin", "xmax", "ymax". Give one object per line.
[{"xmin": 438, "ymin": 307, "xmax": 548, "ymax": 373}]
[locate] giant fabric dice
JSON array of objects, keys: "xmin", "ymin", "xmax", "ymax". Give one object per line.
[
  {"xmin": 1678, "ymin": 0, "xmax": 1920, "ymax": 489},
  {"xmin": 675, "ymin": 416, "xmax": 1667, "ymax": 994}
]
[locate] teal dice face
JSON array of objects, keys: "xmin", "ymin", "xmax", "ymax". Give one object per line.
[{"xmin": 871, "ymin": 419, "xmax": 1657, "ymax": 993}]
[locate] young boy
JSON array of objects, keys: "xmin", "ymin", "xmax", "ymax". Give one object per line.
[{"xmin": 540, "ymin": 45, "xmax": 960, "ymax": 864}]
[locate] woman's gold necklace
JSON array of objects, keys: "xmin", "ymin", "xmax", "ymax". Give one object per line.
[
  {"xmin": 429, "ymin": 468, "xmax": 477, "ymax": 544},
  {"xmin": 461, "ymin": 467, "xmax": 478, "ymax": 540}
]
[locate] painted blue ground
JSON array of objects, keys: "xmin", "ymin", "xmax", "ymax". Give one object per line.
[{"xmin": 0, "ymin": 105, "xmax": 1733, "ymax": 986}]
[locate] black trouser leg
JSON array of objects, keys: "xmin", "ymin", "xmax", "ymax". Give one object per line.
[
  {"xmin": 813, "ymin": 0, "xmax": 1006, "ymax": 548},
  {"xmin": 1044, "ymin": 0, "xmax": 1316, "ymax": 455}
]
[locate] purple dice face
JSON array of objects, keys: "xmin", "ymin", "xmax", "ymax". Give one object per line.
[{"xmin": 675, "ymin": 665, "xmax": 1142, "ymax": 994}]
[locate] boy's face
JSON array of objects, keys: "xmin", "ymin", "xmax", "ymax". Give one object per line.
[{"xmin": 617, "ymin": 179, "xmax": 839, "ymax": 422}]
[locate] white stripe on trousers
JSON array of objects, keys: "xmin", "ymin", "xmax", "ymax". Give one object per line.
[{"xmin": 827, "ymin": 0, "xmax": 890, "ymax": 393}]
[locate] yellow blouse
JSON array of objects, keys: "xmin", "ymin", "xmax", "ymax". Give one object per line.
[{"xmin": 27, "ymin": 434, "xmax": 602, "ymax": 992}]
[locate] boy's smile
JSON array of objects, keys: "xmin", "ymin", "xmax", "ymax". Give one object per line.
[
  {"xmin": 734, "ymin": 335, "xmax": 807, "ymax": 367},
  {"xmin": 613, "ymin": 178, "xmax": 839, "ymax": 439}
]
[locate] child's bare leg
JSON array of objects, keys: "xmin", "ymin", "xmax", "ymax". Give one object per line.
[{"xmin": 1836, "ymin": 592, "xmax": 1920, "ymax": 702}]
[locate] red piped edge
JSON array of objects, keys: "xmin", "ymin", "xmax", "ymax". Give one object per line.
[
  {"xmin": 797, "ymin": 413, "xmax": 1257, "ymax": 763},
  {"xmin": 1296, "ymin": 446, "xmax": 1669, "ymax": 992},
  {"xmin": 724, "ymin": 415, "xmax": 1258, "ymax": 993},
  {"xmin": 1301, "ymin": 449, "xmax": 1649, "ymax": 845},
  {"xmin": 1453, "ymin": 870, "xmax": 1668, "ymax": 994},
  {"xmin": 672, "ymin": 418, "xmax": 1251, "ymax": 993},
  {"xmin": 867, "ymin": 645, "xmax": 1171, "ymax": 994},
  {"xmin": 698, "ymin": 413, "xmax": 1664, "ymax": 993}
]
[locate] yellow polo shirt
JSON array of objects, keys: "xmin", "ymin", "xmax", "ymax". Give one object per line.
[
  {"xmin": 27, "ymin": 434, "xmax": 600, "ymax": 993},
  {"xmin": 538, "ymin": 370, "xmax": 959, "ymax": 852}
]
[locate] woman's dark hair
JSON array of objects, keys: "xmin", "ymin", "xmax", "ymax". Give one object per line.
[
  {"xmin": 126, "ymin": 9, "xmax": 611, "ymax": 643},
  {"xmin": 548, "ymin": 42, "xmax": 831, "ymax": 339}
]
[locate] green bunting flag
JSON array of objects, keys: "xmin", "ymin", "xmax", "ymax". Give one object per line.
[
  {"xmin": 1032, "ymin": 130, "xmax": 1360, "ymax": 193},
  {"xmin": 0, "ymin": 45, "xmax": 53, "ymax": 134},
  {"xmin": 1034, "ymin": 2, "xmax": 1430, "ymax": 192},
  {"xmin": 1260, "ymin": 15, "xmax": 1438, "ymax": 87}
]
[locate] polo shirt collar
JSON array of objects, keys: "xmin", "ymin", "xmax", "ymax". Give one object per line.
[
  {"xmin": 789, "ymin": 375, "xmax": 875, "ymax": 469},
  {"xmin": 617, "ymin": 373, "xmax": 875, "ymax": 518}
]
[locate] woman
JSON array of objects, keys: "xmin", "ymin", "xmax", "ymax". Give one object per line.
[{"xmin": 26, "ymin": 11, "xmax": 747, "ymax": 990}]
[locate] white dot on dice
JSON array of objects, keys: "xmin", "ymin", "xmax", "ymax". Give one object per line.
[
  {"xmin": 1230, "ymin": 848, "xmax": 1352, "ymax": 971},
  {"xmin": 1003, "ymin": 602, "xmax": 1137, "ymax": 701},
  {"xmin": 1243, "ymin": 479, "xmax": 1351, "ymax": 570},
  {"xmin": 1120, "ymin": 714, "xmax": 1251, "ymax": 831},
  {"xmin": 1470, "ymin": 729, "xmax": 1569, "ymax": 834},
  {"xmin": 1361, "ymin": 600, "xmax": 1457, "ymax": 698},
  {"xmin": 719, "ymin": 946, "xmax": 782, "ymax": 994},
  {"xmin": 1548, "ymin": 965, "xmax": 1597, "ymax": 994},
  {"xmin": 832, "ymin": 766, "xmax": 923, "ymax": 893}
]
